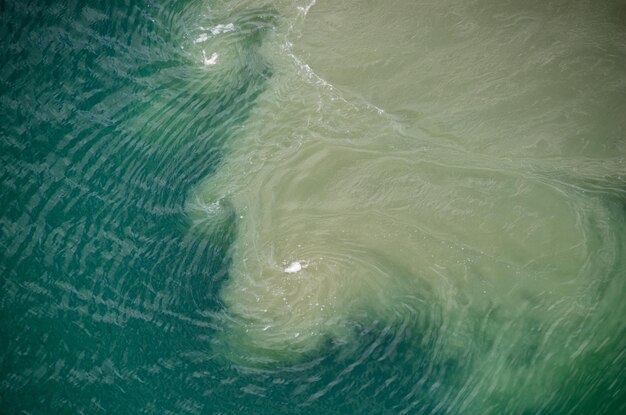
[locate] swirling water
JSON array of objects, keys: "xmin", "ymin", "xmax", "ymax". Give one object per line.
[{"xmin": 1, "ymin": 0, "xmax": 625, "ymax": 413}]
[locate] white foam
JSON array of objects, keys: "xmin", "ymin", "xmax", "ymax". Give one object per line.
[
  {"xmin": 297, "ymin": 0, "xmax": 317, "ymax": 16},
  {"xmin": 211, "ymin": 23, "xmax": 235, "ymax": 35},
  {"xmin": 202, "ymin": 51, "xmax": 218, "ymax": 66},
  {"xmin": 284, "ymin": 261, "xmax": 306, "ymax": 273},
  {"xmin": 194, "ymin": 23, "xmax": 234, "ymax": 44},
  {"xmin": 193, "ymin": 33, "xmax": 209, "ymax": 44}
]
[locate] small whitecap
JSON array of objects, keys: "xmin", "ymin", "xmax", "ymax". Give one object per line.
[
  {"xmin": 210, "ymin": 23, "xmax": 235, "ymax": 35},
  {"xmin": 284, "ymin": 261, "xmax": 309, "ymax": 273},
  {"xmin": 202, "ymin": 51, "xmax": 218, "ymax": 66},
  {"xmin": 193, "ymin": 33, "xmax": 209, "ymax": 44}
]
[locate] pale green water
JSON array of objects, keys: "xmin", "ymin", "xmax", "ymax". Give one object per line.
[
  {"xmin": 2, "ymin": 0, "xmax": 626, "ymax": 413},
  {"xmin": 191, "ymin": 0, "xmax": 626, "ymax": 411}
]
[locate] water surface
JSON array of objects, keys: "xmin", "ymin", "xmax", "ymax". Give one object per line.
[{"xmin": 2, "ymin": 0, "xmax": 625, "ymax": 413}]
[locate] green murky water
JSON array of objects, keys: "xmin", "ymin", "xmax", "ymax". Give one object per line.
[{"xmin": 2, "ymin": 0, "xmax": 625, "ymax": 413}]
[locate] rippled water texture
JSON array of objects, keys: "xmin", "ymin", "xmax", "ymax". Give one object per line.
[{"xmin": 2, "ymin": 0, "xmax": 626, "ymax": 413}]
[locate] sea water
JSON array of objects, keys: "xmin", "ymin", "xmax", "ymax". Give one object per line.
[{"xmin": 1, "ymin": 0, "xmax": 625, "ymax": 413}]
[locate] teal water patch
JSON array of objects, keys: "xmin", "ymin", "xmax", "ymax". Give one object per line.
[{"xmin": 0, "ymin": 0, "xmax": 274, "ymax": 413}]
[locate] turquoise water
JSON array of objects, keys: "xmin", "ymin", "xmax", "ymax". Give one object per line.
[{"xmin": 1, "ymin": 0, "xmax": 625, "ymax": 413}]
